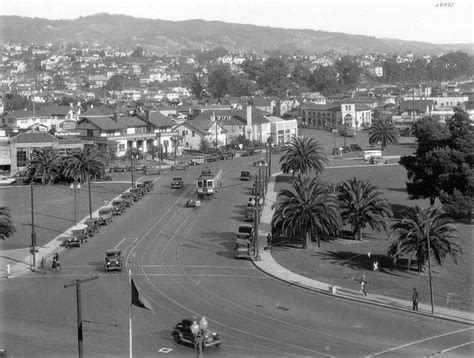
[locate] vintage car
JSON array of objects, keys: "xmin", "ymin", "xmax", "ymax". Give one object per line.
[
  {"xmin": 110, "ymin": 161, "xmax": 130, "ymax": 172},
  {"xmin": 219, "ymin": 151, "xmax": 234, "ymax": 160},
  {"xmin": 253, "ymin": 158, "xmax": 268, "ymax": 167},
  {"xmin": 206, "ymin": 153, "xmax": 220, "ymax": 162},
  {"xmin": 186, "ymin": 199, "xmax": 201, "ymax": 208},
  {"xmin": 171, "ymin": 161, "xmax": 189, "ymax": 170},
  {"xmin": 240, "ymin": 170, "xmax": 251, "ymax": 181},
  {"xmin": 0, "ymin": 176, "xmax": 16, "ymax": 186},
  {"xmin": 189, "ymin": 156, "xmax": 206, "ymax": 165},
  {"xmin": 243, "ymin": 207, "xmax": 254, "ymax": 222},
  {"xmin": 234, "ymin": 237, "xmax": 251, "ymax": 259},
  {"xmin": 121, "ymin": 192, "xmax": 134, "ymax": 207},
  {"xmin": 104, "ymin": 249, "xmax": 123, "ymax": 272},
  {"xmin": 171, "ymin": 177, "xmax": 184, "ymax": 189},
  {"xmin": 98, "ymin": 205, "xmax": 114, "ymax": 225},
  {"xmin": 63, "ymin": 235, "xmax": 82, "ymax": 248},
  {"xmin": 237, "ymin": 224, "xmax": 254, "ymax": 240},
  {"xmin": 142, "ymin": 179, "xmax": 154, "ymax": 191},
  {"xmin": 112, "ymin": 198, "xmax": 126, "ymax": 215},
  {"xmin": 172, "ymin": 318, "xmax": 222, "ymax": 348}
]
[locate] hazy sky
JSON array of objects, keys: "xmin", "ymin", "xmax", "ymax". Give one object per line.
[{"xmin": 1, "ymin": 0, "xmax": 472, "ymax": 44}]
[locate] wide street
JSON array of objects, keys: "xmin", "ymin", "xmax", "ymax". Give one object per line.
[{"xmin": 0, "ymin": 155, "xmax": 472, "ymax": 357}]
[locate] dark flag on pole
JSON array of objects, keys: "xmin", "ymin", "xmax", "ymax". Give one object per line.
[{"xmin": 131, "ymin": 278, "xmax": 153, "ymax": 311}]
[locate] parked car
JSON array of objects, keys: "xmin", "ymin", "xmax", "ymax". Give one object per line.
[
  {"xmin": 111, "ymin": 162, "xmax": 130, "ymax": 172},
  {"xmin": 206, "ymin": 153, "xmax": 219, "ymax": 162},
  {"xmin": 240, "ymin": 170, "xmax": 251, "ymax": 181},
  {"xmin": 172, "ymin": 318, "xmax": 222, "ymax": 348},
  {"xmin": 171, "ymin": 161, "xmax": 189, "ymax": 170},
  {"xmin": 234, "ymin": 237, "xmax": 251, "ymax": 259},
  {"xmin": 237, "ymin": 224, "xmax": 254, "ymax": 240},
  {"xmin": 219, "ymin": 151, "xmax": 234, "ymax": 160},
  {"xmin": 253, "ymin": 158, "xmax": 268, "ymax": 167},
  {"xmin": 104, "ymin": 249, "xmax": 123, "ymax": 272},
  {"xmin": 63, "ymin": 236, "xmax": 82, "ymax": 248},
  {"xmin": 190, "ymin": 156, "xmax": 206, "ymax": 165},
  {"xmin": 135, "ymin": 160, "xmax": 147, "ymax": 171},
  {"xmin": 0, "ymin": 176, "xmax": 16, "ymax": 186}
]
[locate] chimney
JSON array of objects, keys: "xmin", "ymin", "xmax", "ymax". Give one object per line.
[
  {"xmin": 246, "ymin": 105, "xmax": 252, "ymax": 127},
  {"xmin": 144, "ymin": 109, "xmax": 150, "ymax": 124}
]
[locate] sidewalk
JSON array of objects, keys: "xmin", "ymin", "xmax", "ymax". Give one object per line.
[{"xmin": 252, "ymin": 173, "xmax": 474, "ymax": 326}]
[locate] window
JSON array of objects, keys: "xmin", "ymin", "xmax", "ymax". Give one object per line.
[
  {"xmin": 118, "ymin": 144, "xmax": 125, "ymax": 151},
  {"xmin": 87, "ymin": 129, "xmax": 93, "ymax": 137},
  {"xmin": 192, "ymin": 131, "xmax": 195, "ymax": 137},
  {"xmin": 17, "ymin": 148, "xmax": 27, "ymax": 167},
  {"xmin": 182, "ymin": 130, "xmax": 188, "ymax": 136}
]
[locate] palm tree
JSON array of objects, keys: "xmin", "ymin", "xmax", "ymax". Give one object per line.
[
  {"xmin": 336, "ymin": 177, "xmax": 392, "ymax": 241},
  {"xmin": 368, "ymin": 118, "xmax": 399, "ymax": 151},
  {"xmin": 0, "ymin": 206, "xmax": 15, "ymax": 240},
  {"xmin": 387, "ymin": 206, "xmax": 462, "ymax": 273},
  {"xmin": 272, "ymin": 175, "xmax": 341, "ymax": 248},
  {"xmin": 27, "ymin": 148, "xmax": 63, "ymax": 185},
  {"xmin": 64, "ymin": 147, "xmax": 105, "ymax": 219},
  {"xmin": 279, "ymin": 136, "xmax": 328, "ymax": 176}
]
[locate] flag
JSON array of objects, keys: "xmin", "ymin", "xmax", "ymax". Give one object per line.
[{"xmin": 131, "ymin": 278, "xmax": 154, "ymax": 312}]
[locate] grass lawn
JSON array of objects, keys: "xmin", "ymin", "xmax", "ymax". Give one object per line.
[
  {"xmin": 0, "ymin": 175, "xmax": 134, "ymax": 251},
  {"xmin": 270, "ymin": 129, "xmax": 473, "ymax": 312}
]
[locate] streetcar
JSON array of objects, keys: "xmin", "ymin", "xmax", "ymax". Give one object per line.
[{"xmin": 196, "ymin": 168, "xmax": 223, "ymax": 199}]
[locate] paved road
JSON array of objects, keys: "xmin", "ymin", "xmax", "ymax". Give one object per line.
[{"xmin": 0, "ymin": 156, "xmax": 472, "ymax": 357}]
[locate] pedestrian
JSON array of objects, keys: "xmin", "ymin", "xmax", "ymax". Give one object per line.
[
  {"xmin": 360, "ymin": 275, "xmax": 367, "ymax": 296},
  {"xmin": 53, "ymin": 252, "xmax": 60, "ymax": 270},
  {"xmin": 40, "ymin": 257, "xmax": 46, "ymax": 274},
  {"xmin": 412, "ymin": 288, "xmax": 419, "ymax": 311},
  {"xmin": 266, "ymin": 232, "xmax": 272, "ymax": 249}
]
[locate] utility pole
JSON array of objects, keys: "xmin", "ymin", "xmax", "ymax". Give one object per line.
[
  {"xmin": 30, "ymin": 182, "xmax": 36, "ymax": 270},
  {"xmin": 64, "ymin": 276, "xmax": 99, "ymax": 358}
]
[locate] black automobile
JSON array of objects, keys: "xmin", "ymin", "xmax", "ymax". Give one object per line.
[
  {"xmin": 172, "ymin": 318, "xmax": 222, "ymax": 349},
  {"xmin": 104, "ymin": 249, "xmax": 123, "ymax": 272}
]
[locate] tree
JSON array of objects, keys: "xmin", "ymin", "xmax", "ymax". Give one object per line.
[
  {"xmin": 0, "ymin": 207, "xmax": 15, "ymax": 241},
  {"xmin": 184, "ymin": 70, "xmax": 206, "ymax": 100},
  {"xmin": 411, "ymin": 116, "xmax": 449, "ymax": 155},
  {"xmin": 336, "ymin": 178, "xmax": 392, "ymax": 241},
  {"xmin": 256, "ymin": 57, "xmax": 289, "ymax": 97},
  {"xmin": 309, "ymin": 66, "xmax": 340, "ymax": 96},
  {"xmin": 131, "ymin": 46, "xmax": 144, "ymax": 59},
  {"xmin": 27, "ymin": 148, "xmax": 63, "ymax": 185},
  {"xmin": 335, "ymin": 56, "xmax": 361, "ymax": 90},
  {"xmin": 368, "ymin": 118, "xmax": 399, "ymax": 150},
  {"xmin": 272, "ymin": 176, "xmax": 341, "ymax": 249},
  {"xmin": 105, "ymin": 74, "xmax": 127, "ymax": 91},
  {"xmin": 64, "ymin": 147, "xmax": 105, "ymax": 220},
  {"xmin": 208, "ymin": 65, "xmax": 232, "ymax": 98},
  {"xmin": 387, "ymin": 206, "xmax": 462, "ymax": 273},
  {"xmin": 279, "ymin": 136, "xmax": 328, "ymax": 176}
]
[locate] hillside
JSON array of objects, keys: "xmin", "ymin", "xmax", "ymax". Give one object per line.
[{"xmin": 1, "ymin": 13, "xmax": 472, "ymax": 55}]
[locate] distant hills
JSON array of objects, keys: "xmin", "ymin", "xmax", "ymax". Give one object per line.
[{"xmin": 1, "ymin": 13, "xmax": 472, "ymax": 56}]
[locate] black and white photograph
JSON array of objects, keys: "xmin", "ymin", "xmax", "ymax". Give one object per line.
[{"xmin": 0, "ymin": 0, "xmax": 473, "ymax": 357}]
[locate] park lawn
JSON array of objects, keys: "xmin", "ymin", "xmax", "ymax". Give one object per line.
[
  {"xmin": 0, "ymin": 180, "xmax": 133, "ymax": 250},
  {"xmin": 271, "ymin": 164, "xmax": 473, "ymax": 312},
  {"xmin": 271, "ymin": 129, "xmax": 471, "ymax": 312}
]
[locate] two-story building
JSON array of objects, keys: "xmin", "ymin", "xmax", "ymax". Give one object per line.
[{"xmin": 298, "ymin": 103, "xmax": 341, "ymax": 129}]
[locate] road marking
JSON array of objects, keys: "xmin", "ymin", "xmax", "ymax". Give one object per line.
[
  {"xmin": 158, "ymin": 348, "xmax": 173, "ymax": 353},
  {"xmin": 113, "ymin": 238, "xmax": 138, "ymax": 251},
  {"xmin": 368, "ymin": 327, "xmax": 474, "ymax": 356},
  {"xmin": 440, "ymin": 341, "xmax": 474, "ymax": 354}
]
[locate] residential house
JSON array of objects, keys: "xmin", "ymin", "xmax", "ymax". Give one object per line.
[
  {"xmin": 250, "ymin": 97, "xmax": 276, "ymax": 114},
  {"xmin": 174, "ymin": 119, "xmax": 226, "ymax": 151},
  {"xmin": 88, "ymin": 74, "xmax": 108, "ymax": 88}
]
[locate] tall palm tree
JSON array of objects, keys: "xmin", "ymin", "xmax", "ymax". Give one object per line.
[
  {"xmin": 272, "ymin": 175, "xmax": 341, "ymax": 248},
  {"xmin": 387, "ymin": 206, "xmax": 462, "ymax": 273},
  {"xmin": 279, "ymin": 136, "xmax": 328, "ymax": 176},
  {"xmin": 27, "ymin": 148, "xmax": 63, "ymax": 185},
  {"xmin": 0, "ymin": 206, "xmax": 15, "ymax": 240},
  {"xmin": 64, "ymin": 147, "xmax": 105, "ymax": 219},
  {"xmin": 368, "ymin": 118, "xmax": 399, "ymax": 151},
  {"xmin": 336, "ymin": 177, "xmax": 392, "ymax": 241}
]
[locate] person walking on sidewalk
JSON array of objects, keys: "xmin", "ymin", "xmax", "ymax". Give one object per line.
[
  {"xmin": 266, "ymin": 232, "xmax": 272, "ymax": 250},
  {"xmin": 412, "ymin": 288, "xmax": 419, "ymax": 311},
  {"xmin": 360, "ymin": 275, "xmax": 368, "ymax": 296},
  {"xmin": 52, "ymin": 252, "xmax": 60, "ymax": 270}
]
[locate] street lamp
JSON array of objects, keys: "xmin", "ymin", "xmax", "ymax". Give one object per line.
[
  {"xmin": 332, "ymin": 129, "xmax": 338, "ymax": 156},
  {"xmin": 190, "ymin": 316, "xmax": 207, "ymax": 358},
  {"xmin": 70, "ymin": 182, "xmax": 81, "ymax": 225}
]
